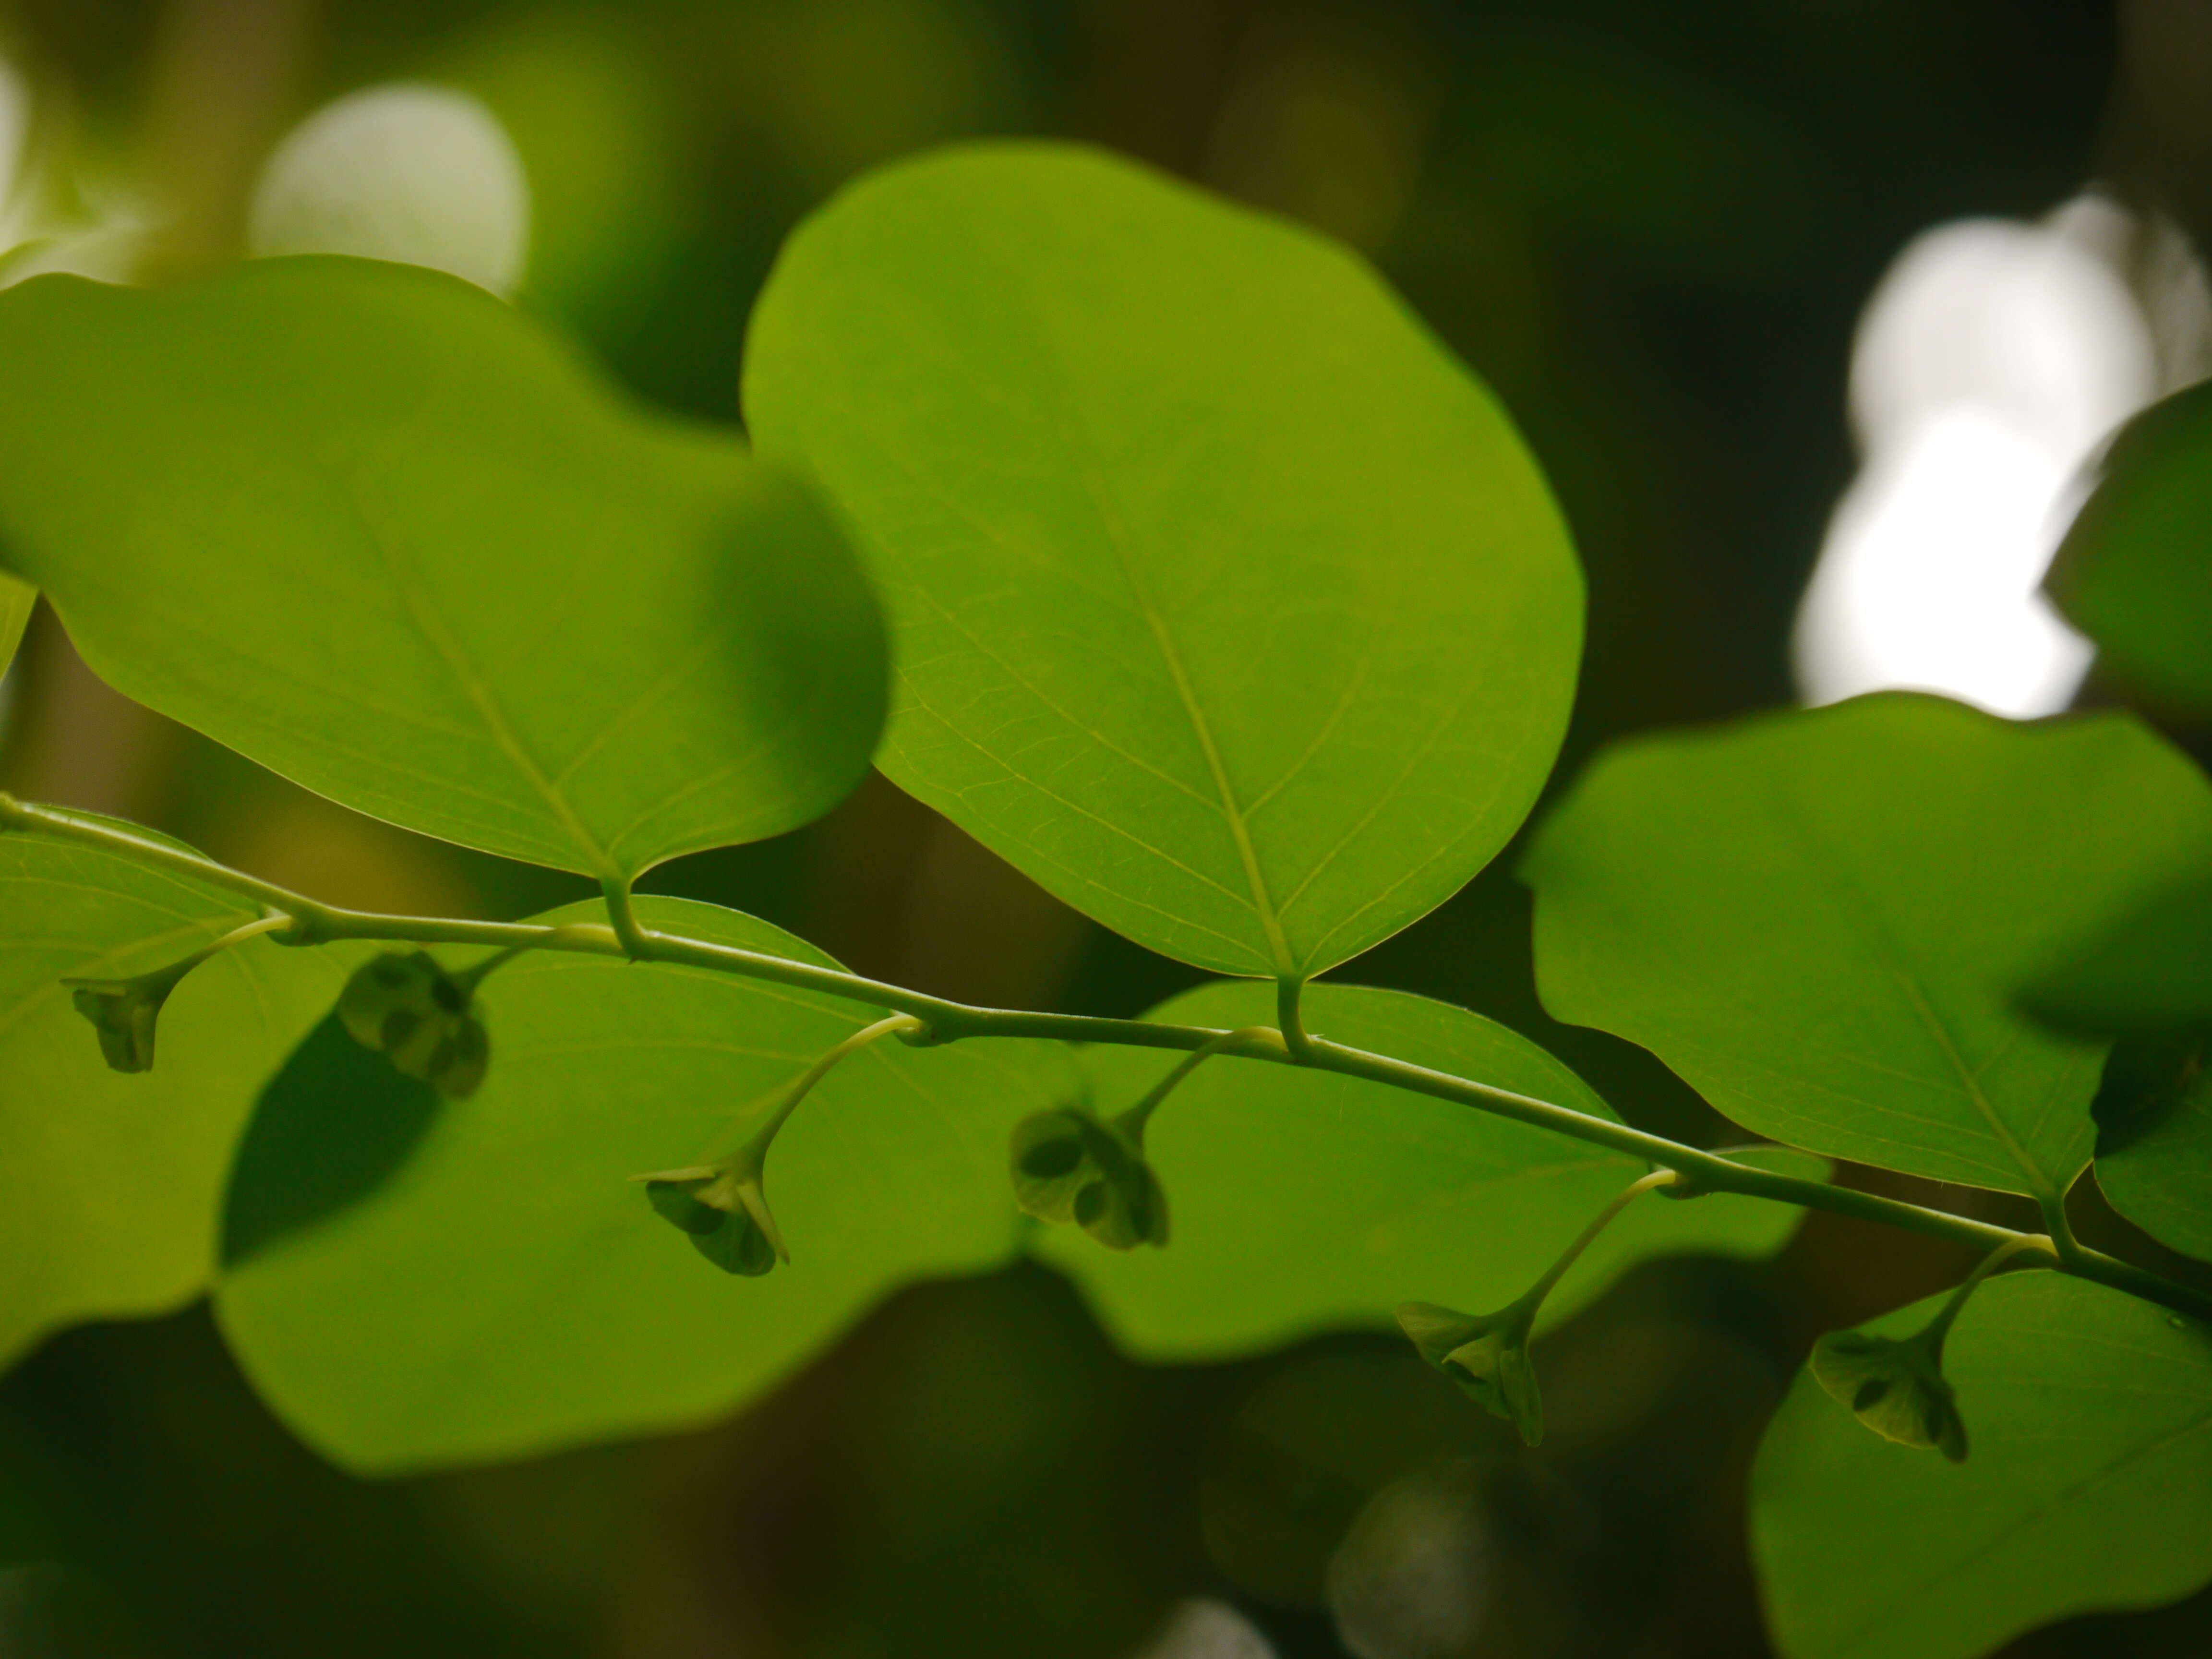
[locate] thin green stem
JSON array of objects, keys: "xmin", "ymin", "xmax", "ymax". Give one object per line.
[
  {"xmin": 1116, "ymin": 1025, "xmax": 1283, "ymax": 1139},
  {"xmin": 1925, "ymin": 1232, "xmax": 2060, "ymax": 1350},
  {"xmin": 1277, "ymin": 976, "xmax": 1316, "ymax": 1063},
  {"xmin": 736, "ymin": 1012, "xmax": 925, "ymax": 1163},
  {"xmin": 7, "ymin": 793, "xmax": 2210, "ymax": 1323},
  {"xmin": 2042, "ymin": 1178, "xmax": 2088, "ymax": 1271},
  {"xmin": 601, "ymin": 877, "xmax": 652, "ymax": 961},
  {"xmin": 1516, "ymin": 1168, "xmax": 1679, "ymax": 1312}
]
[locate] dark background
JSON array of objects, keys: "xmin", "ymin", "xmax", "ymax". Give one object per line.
[{"xmin": 0, "ymin": 1, "xmax": 2208, "ymax": 1654}]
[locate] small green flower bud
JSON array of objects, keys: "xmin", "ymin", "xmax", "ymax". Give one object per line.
[
  {"xmin": 1810, "ymin": 1328, "xmax": 1967, "ymax": 1463},
  {"xmin": 1008, "ymin": 1106, "xmax": 1167, "ymax": 1250},
  {"xmin": 636, "ymin": 1165, "xmax": 786, "ymax": 1277},
  {"xmin": 337, "ymin": 950, "xmax": 490, "ymax": 1100},
  {"xmin": 1395, "ymin": 1301, "xmax": 1545, "ymax": 1447},
  {"xmin": 66, "ymin": 972, "xmax": 183, "ymax": 1073},
  {"xmin": 1010, "ymin": 1107, "xmax": 1100, "ymax": 1225}
]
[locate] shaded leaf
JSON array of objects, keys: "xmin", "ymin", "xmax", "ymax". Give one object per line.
[
  {"xmin": 2046, "ymin": 380, "xmax": 2212, "ymax": 715},
  {"xmin": 221, "ymin": 1013, "xmax": 444, "ymax": 1270},
  {"xmin": 0, "ymin": 821, "xmax": 346, "ymax": 1365},
  {"xmin": 215, "ymin": 897, "xmax": 1078, "ymax": 1472},
  {"xmin": 1523, "ymin": 694, "xmax": 2212, "ymax": 1197},
  {"xmin": 1753, "ymin": 1273, "xmax": 2212, "ymax": 1659},
  {"xmin": 2020, "ymin": 870, "xmax": 2212, "ymax": 1039}
]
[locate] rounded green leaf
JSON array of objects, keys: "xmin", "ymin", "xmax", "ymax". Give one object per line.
[
  {"xmin": 0, "ymin": 824, "xmax": 348, "ymax": 1366},
  {"xmin": 1036, "ymin": 981, "xmax": 1814, "ymax": 1359},
  {"xmin": 744, "ymin": 142, "xmax": 1581, "ymax": 979},
  {"xmin": 214, "ymin": 897, "xmax": 1078, "ymax": 1473},
  {"xmin": 1753, "ymin": 1272, "xmax": 2212, "ymax": 1659},
  {"xmin": 0, "ymin": 258, "xmax": 886, "ymax": 881},
  {"xmin": 1523, "ymin": 693, "xmax": 2212, "ymax": 1197},
  {"xmin": 2046, "ymin": 380, "xmax": 2212, "ymax": 714}
]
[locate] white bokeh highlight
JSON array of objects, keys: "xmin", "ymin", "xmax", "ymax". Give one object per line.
[
  {"xmin": 1794, "ymin": 204, "xmax": 2170, "ymax": 718},
  {"xmin": 248, "ymin": 84, "xmax": 529, "ymax": 296}
]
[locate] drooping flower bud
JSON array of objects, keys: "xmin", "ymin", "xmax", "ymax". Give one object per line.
[
  {"xmin": 1008, "ymin": 1106, "xmax": 1167, "ymax": 1250},
  {"xmin": 1810, "ymin": 1327, "xmax": 1968, "ymax": 1462},
  {"xmin": 636, "ymin": 1164, "xmax": 785, "ymax": 1277},
  {"xmin": 1395, "ymin": 1301, "xmax": 1544, "ymax": 1447},
  {"xmin": 337, "ymin": 950, "xmax": 490, "ymax": 1100},
  {"xmin": 66, "ymin": 967, "xmax": 190, "ymax": 1074}
]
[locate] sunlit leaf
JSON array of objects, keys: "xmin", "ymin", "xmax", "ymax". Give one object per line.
[
  {"xmin": 215, "ymin": 896, "xmax": 1078, "ymax": 1473},
  {"xmin": 1522, "ymin": 693, "xmax": 2212, "ymax": 1196},
  {"xmin": 1753, "ymin": 1272, "xmax": 2212, "ymax": 1659},
  {"xmin": 0, "ymin": 822, "xmax": 346, "ymax": 1366},
  {"xmin": 1036, "ymin": 981, "xmax": 1816, "ymax": 1358},
  {"xmin": 2046, "ymin": 380, "xmax": 2212, "ymax": 715},
  {"xmin": 745, "ymin": 142, "xmax": 1581, "ymax": 979},
  {"xmin": 0, "ymin": 257, "xmax": 885, "ymax": 883}
]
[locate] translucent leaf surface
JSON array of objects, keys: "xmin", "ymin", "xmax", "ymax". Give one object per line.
[
  {"xmin": 1753, "ymin": 1272, "xmax": 2212, "ymax": 1659},
  {"xmin": 0, "ymin": 825, "xmax": 346, "ymax": 1366},
  {"xmin": 0, "ymin": 258, "xmax": 885, "ymax": 882},
  {"xmin": 1523, "ymin": 693, "xmax": 2212, "ymax": 1197},
  {"xmin": 215, "ymin": 897, "xmax": 1077, "ymax": 1473},
  {"xmin": 2046, "ymin": 380, "xmax": 2212, "ymax": 715},
  {"xmin": 745, "ymin": 142, "xmax": 1581, "ymax": 979},
  {"xmin": 1037, "ymin": 981, "xmax": 1815, "ymax": 1358}
]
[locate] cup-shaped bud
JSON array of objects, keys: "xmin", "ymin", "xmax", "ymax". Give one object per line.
[
  {"xmin": 337, "ymin": 950, "xmax": 489, "ymax": 1100},
  {"xmin": 1008, "ymin": 1107, "xmax": 1167, "ymax": 1250},
  {"xmin": 1010, "ymin": 1108, "xmax": 1100, "ymax": 1225},
  {"xmin": 1395, "ymin": 1301, "xmax": 1545, "ymax": 1447},
  {"xmin": 637, "ymin": 1165, "xmax": 784, "ymax": 1277},
  {"xmin": 1811, "ymin": 1328, "xmax": 1967, "ymax": 1462},
  {"xmin": 66, "ymin": 970, "xmax": 186, "ymax": 1074}
]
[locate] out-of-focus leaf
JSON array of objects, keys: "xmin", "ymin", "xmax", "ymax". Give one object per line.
[
  {"xmin": 2046, "ymin": 380, "xmax": 2212, "ymax": 714},
  {"xmin": 746, "ymin": 141, "xmax": 1581, "ymax": 980},
  {"xmin": 0, "ymin": 821, "xmax": 346, "ymax": 1366},
  {"xmin": 1523, "ymin": 693, "xmax": 2212, "ymax": 1197},
  {"xmin": 0, "ymin": 257, "xmax": 884, "ymax": 883},
  {"xmin": 1036, "ymin": 981, "xmax": 1817, "ymax": 1358},
  {"xmin": 2020, "ymin": 871, "xmax": 2212, "ymax": 1039},
  {"xmin": 1753, "ymin": 1272, "xmax": 2212, "ymax": 1659},
  {"xmin": 215, "ymin": 896, "xmax": 1077, "ymax": 1473}
]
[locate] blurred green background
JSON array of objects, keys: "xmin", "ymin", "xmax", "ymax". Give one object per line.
[{"xmin": 0, "ymin": 0, "xmax": 2208, "ymax": 1654}]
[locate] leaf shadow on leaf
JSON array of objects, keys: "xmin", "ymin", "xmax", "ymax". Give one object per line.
[
  {"xmin": 2090, "ymin": 1035, "xmax": 2205, "ymax": 1160},
  {"xmin": 221, "ymin": 1011, "xmax": 443, "ymax": 1270}
]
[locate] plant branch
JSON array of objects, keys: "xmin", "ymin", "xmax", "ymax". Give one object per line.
[{"xmin": 6, "ymin": 791, "xmax": 2208, "ymax": 1322}]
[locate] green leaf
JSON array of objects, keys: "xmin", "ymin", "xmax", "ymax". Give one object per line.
[
  {"xmin": 1752, "ymin": 1272, "xmax": 2212, "ymax": 1659},
  {"xmin": 1522, "ymin": 693, "xmax": 2212, "ymax": 1198},
  {"xmin": 0, "ymin": 823, "xmax": 347, "ymax": 1367},
  {"xmin": 0, "ymin": 258, "xmax": 885, "ymax": 882},
  {"xmin": 744, "ymin": 142, "xmax": 1581, "ymax": 979},
  {"xmin": 214, "ymin": 896, "xmax": 1078, "ymax": 1473},
  {"xmin": 1034, "ymin": 981, "xmax": 1815, "ymax": 1359},
  {"xmin": 0, "ymin": 573, "xmax": 33, "ymax": 682},
  {"xmin": 2046, "ymin": 380, "xmax": 2212, "ymax": 715},
  {"xmin": 2092, "ymin": 1045, "xmax": 2212, "ymax": 1263},
  {"xmin": 2020, "ymin": 870, "xmax": 2212, "ymax": 1040}
]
